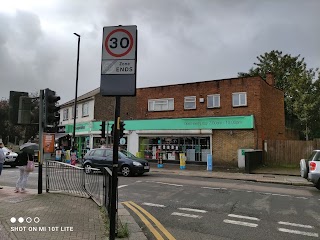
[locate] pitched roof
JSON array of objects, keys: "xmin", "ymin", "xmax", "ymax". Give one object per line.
[{"xmin": 60, "ymin": 87, "xmax": 100, "ymax": 107}]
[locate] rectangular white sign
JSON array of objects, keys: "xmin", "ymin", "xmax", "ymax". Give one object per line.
[{"xmin": 101, "ymin": 60, "xmax": 135, "ymax": 75}]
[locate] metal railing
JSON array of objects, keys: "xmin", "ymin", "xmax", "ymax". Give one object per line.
[{"xmin": 46, "ymin": 161, "xmax": 114, "ymax": 208}]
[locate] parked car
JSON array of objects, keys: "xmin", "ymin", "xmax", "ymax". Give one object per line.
[
  {"xmin": 82, "ymin": 148, "xmax": 150, "ymax": 176},
  {"xmin": 2, "ymin": 147, "xmax": 18, "ymax": 167},
  {"xmin": 300, "ymin": 150, "xmax": 320, "ymax": 190}
]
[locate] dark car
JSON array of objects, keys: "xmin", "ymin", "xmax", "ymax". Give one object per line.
[{"xmin": 82, "ymin": 148, "xmax": 150, "ymax": 176}]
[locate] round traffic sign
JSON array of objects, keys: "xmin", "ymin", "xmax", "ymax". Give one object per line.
[{"xmin": 105, "ymin": 28, "xmax": 134, "ymax": 58}]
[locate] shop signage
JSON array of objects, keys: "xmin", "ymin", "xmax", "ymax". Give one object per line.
[{"xmin": 64, "ymin": 116, "xmax": 254, "ymax": 134}]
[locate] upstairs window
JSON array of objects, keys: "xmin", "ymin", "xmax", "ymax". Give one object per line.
[
  {"xmin": 232, "ymin": 92, "xmax": 247, "ymax": 107},
  {"xmin": 184, "ymin": 96, "xmax": 196, "ymax": 110},
  {"xmin": 63, "ymin": 109, "xmax": 69, "ymax": 121},
  {"xmin": 207, "ymin": 94, "xmax": 220, "ymax": 108},
  {"xmin": 82, "ymin": 103, "xmax": 89, "ymax": 117},
  {"xmin": 148, "ymin": 98, "xmax": 174, "ymax": 111},
  {"xmin": 72, "ymin": 106, "xmax": 78, "ymax": 119}
]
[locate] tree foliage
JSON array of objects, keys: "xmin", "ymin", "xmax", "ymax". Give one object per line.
[{"xmin": 238, "ymin": 50, "xmax": 320, "ymax": 139}]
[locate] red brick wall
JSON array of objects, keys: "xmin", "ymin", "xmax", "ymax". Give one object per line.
[
  {"xmin": 136, "ymin": 76, "xmax": 263, "ymax": 119},
  {"xmin": 260, "ymin": 79, "xmax": 286, "ymax": 144},
  {"xmin": 94, "ymin": 94, "xmax": 137, "ymax": 121}
]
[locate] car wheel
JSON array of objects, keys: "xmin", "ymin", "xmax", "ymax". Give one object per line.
[
  {"xmin": 316, "ymin": 180, "xmax": 320, "ymax": 190},
  {"xmin": 84, "ymin": 164, "xmax": 92, "ymax": 174},
  {"xmin": 300, "ymin": 159, "xmax": 308, "ymax": 179},
  {"xmin": 121, "ymin": 165, "xmax": 131, "ymax": 177}
]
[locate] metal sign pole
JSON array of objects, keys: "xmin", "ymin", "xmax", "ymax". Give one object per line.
[
  {"xmin": 110, "ymin": 96, "xmax": 120, "ymax": 240},
  {"xmin": 38, "ymin": 90, "xmax": 44, "ymax": 194}
]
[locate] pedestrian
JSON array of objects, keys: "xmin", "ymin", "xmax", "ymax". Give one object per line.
[
  {"xmin": 0, "ymin": 142, "xmax": 5, "ymax": 189},
  {"xmin": 14, "ymin": 150, "xmax": 34, "ymax": 193}
]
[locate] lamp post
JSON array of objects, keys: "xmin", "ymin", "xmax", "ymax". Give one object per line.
[{"xmin": 72, "ymin": 33, "xmax": 80, "ymax": 150}]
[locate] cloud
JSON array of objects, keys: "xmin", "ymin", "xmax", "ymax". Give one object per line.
[{"xmin": 0, "ymin": 0, "xmax": 319, "ymax": 104}]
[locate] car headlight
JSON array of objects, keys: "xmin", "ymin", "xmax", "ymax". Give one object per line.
[{"xmin": 133, "ymin": 161, "xmax": 142, "ymax": 166}]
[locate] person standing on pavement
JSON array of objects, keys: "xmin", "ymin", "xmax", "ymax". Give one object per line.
[
  {"xmin": 0, "ymin": 142, "xmax": 5, "ymax": 189},
  {"xmin": 15, "ymin": 150, "xmax": 33, "ymax": 193}
]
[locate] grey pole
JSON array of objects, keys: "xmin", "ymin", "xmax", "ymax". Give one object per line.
[
  {"xmin": 72, "ymin": 33, "xmax": 80, "ymax": 150},
  {"xmin": 38, "ymin": 89, "xmax": 44, "ymax": 194}
]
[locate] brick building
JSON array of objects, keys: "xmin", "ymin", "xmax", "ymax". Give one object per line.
[
  {"xmin": 135, "ymin": 73, "xmax": 285, "ymax": 166},
  {"xmin": 59, "ymin": 74, "xmax": 285, "ymax": 167}
]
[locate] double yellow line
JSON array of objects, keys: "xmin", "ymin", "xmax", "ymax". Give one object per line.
[{"xmin": 122, "ymin": 201, "xmax": 176, "ymax": 240}]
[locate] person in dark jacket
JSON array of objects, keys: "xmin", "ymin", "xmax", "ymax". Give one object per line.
[{"xmin": 15, "ymin": 151, "xmax": 33, "ymax": 193}]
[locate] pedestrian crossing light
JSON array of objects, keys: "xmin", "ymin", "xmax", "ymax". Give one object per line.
[
  {"xmin": 119, "ymin": 121, "xmax": 125, "ymax": 138},
  {"xmin": 44, "ymin": 88, "xmax": 61, "ymax": 129},
  {"xmin": 100, "ymin": 121, "xmax": 106, "ymax": 138}
]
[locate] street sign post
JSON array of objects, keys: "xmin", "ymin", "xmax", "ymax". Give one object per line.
[{"xmin": 100, "ymin": 25, "xmax": 137, "ymax": 96}]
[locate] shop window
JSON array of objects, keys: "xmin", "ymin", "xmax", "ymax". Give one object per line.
[
  {"xmin": 207, "ymin": 94, "xmax": 220, "ymax": 108},
  {"xmin": 232, "ymin": 92, "xmax": 247, "ymax": 107},
  {"xmin": 82, "ymin": 102, "xmax": 89, "ymax": 117},
  {"xmin": 63, "ymin": 109, "xmax": 69, "ymax": 121},
  {"xmin": 148, "ymin": 98, "xmax": 174, "ymax": 111},
  {"xmin": 184, "ymin": 96, "xmax": 196, "ymax": 110}
]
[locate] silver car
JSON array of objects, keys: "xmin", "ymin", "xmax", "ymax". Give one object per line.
[
  {"xmin": 2, "ymin": 147, "xmax": 18, "ymax": 167},
  {"xmin": 300, "ymin": 150, "xmax": 320, "ymax": 190}
]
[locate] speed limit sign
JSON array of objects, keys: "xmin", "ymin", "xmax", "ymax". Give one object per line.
[{"xmin": 100, "ymin": 25, "xmax": 137, "ymax": 96}]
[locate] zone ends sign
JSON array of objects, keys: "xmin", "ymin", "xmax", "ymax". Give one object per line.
[{"xmin": 100, "ymin": 25, "xmax": 137, "ymax": 96}]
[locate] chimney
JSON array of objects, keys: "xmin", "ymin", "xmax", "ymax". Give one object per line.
[{"xmin": 266, "ymin": 72, "xmax": 275, "ymax": 86}]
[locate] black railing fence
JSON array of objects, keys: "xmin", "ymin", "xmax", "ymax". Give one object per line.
[{"xmin": 46, "ymin": 161, "xmax": 115, "ymax": 222}]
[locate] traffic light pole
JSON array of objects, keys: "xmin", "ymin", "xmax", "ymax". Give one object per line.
[
  {"xmin": 38, "ymin": 90, "xmax": 44, "ymax": 194},
  {"xmin": 110, "ymin": 96, "xmax": 120, "ymax": 240}
]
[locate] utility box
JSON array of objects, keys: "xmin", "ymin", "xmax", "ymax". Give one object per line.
[{"xmin": 238, "ymin": 149, "xmax": 254, "ymax": 168}]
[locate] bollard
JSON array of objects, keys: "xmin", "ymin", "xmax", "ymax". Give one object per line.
[
  {"xmin": 179, "ymin": 153, "xmax": 186, "ymax": 170},
  {"xmin": 157, "ymin": 156, "xmax": 164, "ymax": 168},
  {"xmin": 207, "ymin": 154, "xmax": 213, "ymax": 171}
]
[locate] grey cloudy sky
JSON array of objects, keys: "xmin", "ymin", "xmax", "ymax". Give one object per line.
[{"xmin": 0, "ymin": 0, "xmax": 319, "ymax": 103}]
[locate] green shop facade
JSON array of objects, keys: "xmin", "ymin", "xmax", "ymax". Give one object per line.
[{"xmin": 63, "ymin": 115, "xmax": 255, "ymax": 165}]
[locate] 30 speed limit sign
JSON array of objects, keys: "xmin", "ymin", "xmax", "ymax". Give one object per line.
[{"xmin": 100, "ymin": 25, "xmax": 137, "ymax": 96}]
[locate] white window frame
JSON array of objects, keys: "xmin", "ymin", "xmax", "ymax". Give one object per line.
[
  {"xmin": 184, "ymin": 96, "xmax": 196, "ymax": 110},
  {"xmin": 63, "ymin": 109, "xmax": 69, "ymax": 121},
  {"xmin": 148, "ymin": 98, "xmax": 174, "ymax": 111},
  {"xmin": 207, "ymin": 94, "xmax": 220, "ymax": 108},
  {"xmin": 232, "ymin": 92, "xmax": 247, "ymax": 107},
  {"xmin": 82, "ymin": 103, "xmax": 89, "ymax": 117},
  {"xmin": 72, "ymin": 106, "xmax": 78, "ymax": 119}
]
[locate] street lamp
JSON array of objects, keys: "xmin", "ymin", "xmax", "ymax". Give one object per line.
[{"xmin": 72, "ymin": 32, "xmax": 80, "ymax": 150}]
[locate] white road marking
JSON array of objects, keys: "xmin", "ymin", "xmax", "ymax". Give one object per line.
[
  {"xmin": 223, "ymin": 219, "xmax": 258, "ymax": 228},
  {"xmin": 270, "ymin": 193, "xmax": 290, "ymax": 197},
  {"xmin": 142, "ymin": 202, "xmax": 166, "ymax": 208},
  {"xmin": 171, "ymin": 212, "xmax": 202, "ymax": 219},
  {"xmin": 136, "ymin": 180, "xmax": 142, "ymax": 183},
  {"xmin": 295, "ymin": 197, "xmax": 308, "ymax": 200},
  {"xmin": 261, "ymin": 192, "xmax": 272, "ymax": 195},
  {"xmin": 202, "ymin": 187, "xmax": 227, "ymax": 190},
  {"xmin": 278, "ymin": 228, "xmax": 318, "ymax": 237},
  {"xmin": 246, "ymin": 191, "xmax": 253, "ymax": 193},
  {"xmin": 178, "ymin": 208, "xmax": 207, "ymax": 213},
  {"xmin": 278, "ymin": 221, "xmax": 314, "ymax": 229},
  {"xmin": 154, "ymin": 182, "xmax": 183, "ymax": 187},
  {"xmin": 228, "ymin": 214, "xmax": 260, "ymax": 221},
  {"xmin": 118, "ymin": 185, "xmax": 128, "ymax": 189}
]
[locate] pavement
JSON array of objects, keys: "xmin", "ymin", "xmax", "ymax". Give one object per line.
[
  {"xmin": 149, "ymin": 162, "xmax": 313, "ymax": 186},
  {"xmin": 0, "ymin": 163, "xmax": 312, "ymax": 240},
  {"xmin": 0, "ymin": 187, "xmax": 147, "ymax": 240}
]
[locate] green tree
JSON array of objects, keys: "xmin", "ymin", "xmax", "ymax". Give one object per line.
[{"xmin": 239, "ymin": 50, "xmax": 320, "ymax": 139}]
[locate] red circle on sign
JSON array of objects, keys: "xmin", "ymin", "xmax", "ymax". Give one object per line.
[{"xmin": 105, "ymin": 28, "xmax": 134, "ymax": 58}]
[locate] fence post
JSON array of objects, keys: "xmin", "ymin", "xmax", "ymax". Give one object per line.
[{"xmin": 46, "ymin": 160, "xmax": 49, "ymax": 192}]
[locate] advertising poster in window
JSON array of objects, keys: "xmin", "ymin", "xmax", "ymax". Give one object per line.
[{"xmin": 43, "ymin": 134, "xmax": 55, "ymax": 153}]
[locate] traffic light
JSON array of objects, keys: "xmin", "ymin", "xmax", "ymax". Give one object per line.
[
  {"xmin": 44, "ymin": 88, "xmax": 60, "ymax": 129},
  {"xmin": 119, "ymin": 121, "xmax": 125, "ymax": 138},
  {"xmin": 100, "ymin": 121, "xmax": 106, "ymax": 138},
  {"xmin": 9, "ymin": 91, "xmax": 28, "ymax": 124},
  {"xmin": 18, "ymin": 96, "xmax": 32, "ymax": 124}
]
